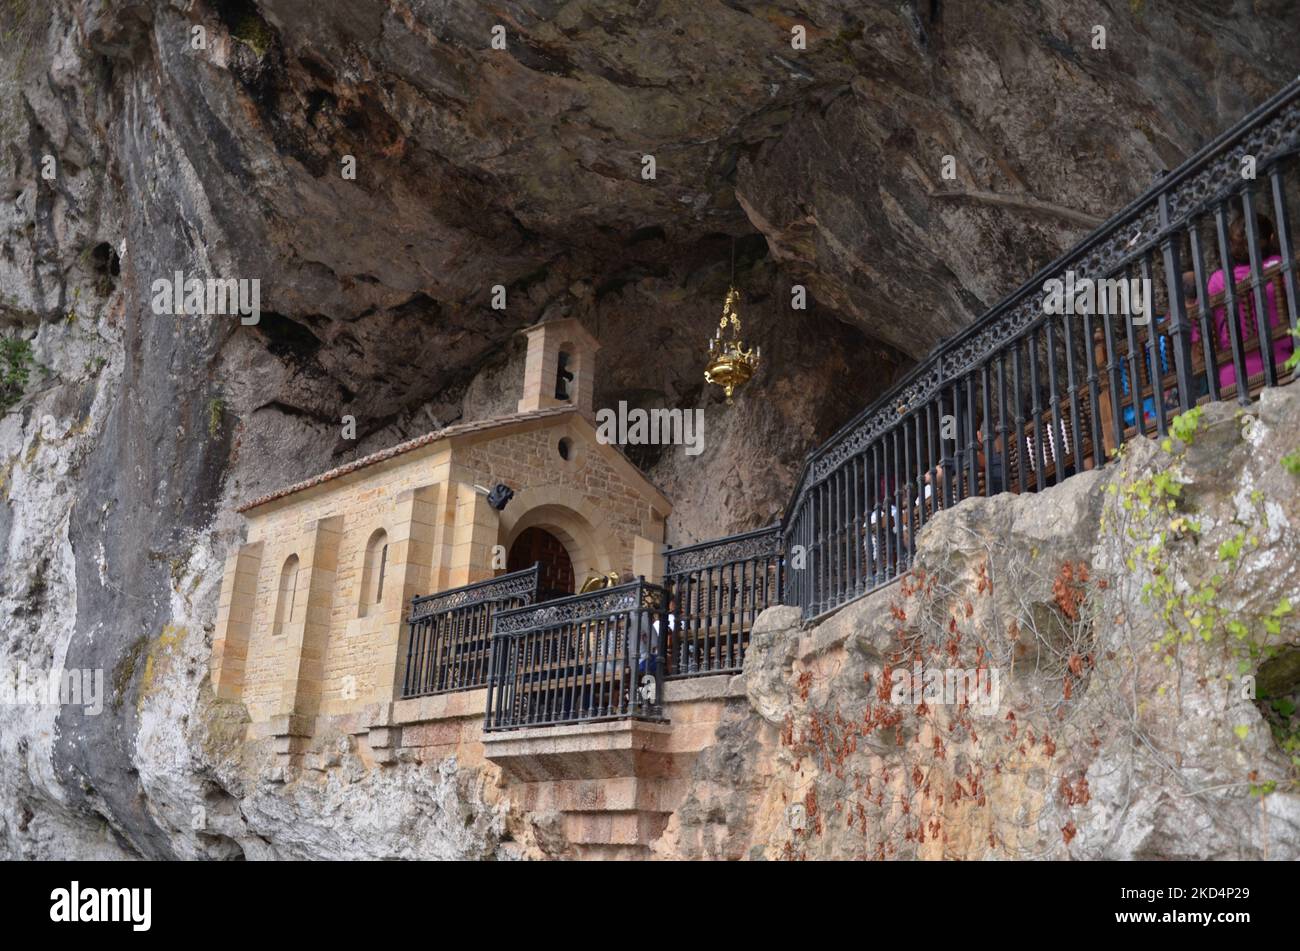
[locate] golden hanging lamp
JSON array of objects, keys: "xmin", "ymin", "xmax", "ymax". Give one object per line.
[{"xmin": 704, "ymin": 285, "xmax": 760, "ymax": 404}]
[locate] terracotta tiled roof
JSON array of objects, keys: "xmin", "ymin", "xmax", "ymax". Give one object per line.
[{"xmin": 236, "ymin": 406, "xmax": 575, "ymax": 512}]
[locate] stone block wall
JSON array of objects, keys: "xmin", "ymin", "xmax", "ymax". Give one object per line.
[
  {"xmin": 456, "ymin": 418, "xmax": 667, "ymax": 583},
  {"xmin": 219, "ymin": 449, "xmax": 453, "ymax": 724}
]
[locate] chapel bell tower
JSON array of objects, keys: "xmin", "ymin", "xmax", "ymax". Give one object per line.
[{"xmin": 517, "ymin": 317, "xmax": 600, "ymax": 418}]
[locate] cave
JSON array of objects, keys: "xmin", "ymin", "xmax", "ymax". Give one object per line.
[{"xmin": 1, "ymin": 0, "xmax": 1299, "ymax": 874}]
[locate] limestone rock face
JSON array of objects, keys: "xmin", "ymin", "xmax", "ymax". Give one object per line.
[
  {"xmin": 1, "ymin": 0, "xmax": 1298, "ymax": 858},
  {"xmin": 671, "ymin": 385, "xmax": 1300, "ymax": 861}
]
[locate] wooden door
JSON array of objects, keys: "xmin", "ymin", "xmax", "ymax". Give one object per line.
[{"xmin": 507, "ymin": 527, "xmax": 575, "ymax": 601}]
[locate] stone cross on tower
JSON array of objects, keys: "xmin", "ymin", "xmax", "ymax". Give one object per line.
[{"xmin": 517, "ymin": 316, "xmax": 601, "ymax": 418}]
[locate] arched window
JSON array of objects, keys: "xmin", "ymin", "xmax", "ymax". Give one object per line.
[
  {"xmin": 272, "ymin": 555, "xmax": 299, "ymax": 636},
  {"xmin": 359, "ymin": 529, "xmax": 389, "ymax": 617},
  {"xmin": 555, "ymin": 349, "xmax": 574, "ymax": 400}
]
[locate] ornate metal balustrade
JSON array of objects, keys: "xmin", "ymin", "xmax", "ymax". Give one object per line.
[
  {"xmin": 400, "ymin": 564, "xmax": 540, "ymax": 699},
  {"xmin": 663, "ymin": 525, "xmax": 783, "ymax": 678},
  {"xmin": 782, "ymin": 77, "xmax": 1300, "ymax": 620},
  {"xmin": 484, "ymin": 579, "xmax": 668, "ymax": 731}
]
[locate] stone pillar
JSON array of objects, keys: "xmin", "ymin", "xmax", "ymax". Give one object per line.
[
  {"xmin": 519, "ymin": 329, "xmax": 559, "ymax": 414},
  {"xmin": 211, "ymin": 540, "xmax": 263, "ymax": 701},
  {"xmin": 632, "ymin": 535, "xmax": 665, "ymax": 584},
  {"xmin": 272, "ymin": 515, "xmax": 343, "ymax": 758},
  {"xmin": 446, "ymin": 483, "xmax": 499, "ymax": 588},
  {"xmin": 380, "ymin": 484, "xmax": 441, "ymax": 704},
  {"xmin": 569, "ymin": 349, "xmax": 596, "ymax": 423},
  {"xmin": 427, "ymin": 476, "xmax": 458, "ymax": 594}
]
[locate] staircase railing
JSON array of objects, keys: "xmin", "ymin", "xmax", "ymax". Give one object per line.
[
  {"xmin": 781, "ymin": 77, "xmax": 1300, "ymax": 620},
  {"xmin": 663, "ymin": 525, "xmax": 782, "ymax": 678}
]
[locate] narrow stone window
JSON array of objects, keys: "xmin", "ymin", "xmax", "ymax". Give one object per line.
[
  {"xmin": 359, "ymin": 529, "xmax": 389, "ymax": 617},
  {"xmin": 272, "ymin": 554, "xmax": 299, "ymax": 636}
]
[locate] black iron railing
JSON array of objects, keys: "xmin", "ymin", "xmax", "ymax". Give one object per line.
[
  {"xmin": 782, "ymin": 77, "xmax": 1300, "ymax": 620},
  {"xmin": 484, "ymin": 579, "xmax": 668, "ymax": 731},
  {"xmin": 663, "ymin": 525, "xmax": 783, "ymax": 678},
  {"xmin": 400, "ymin": 564, "xmax": 540, "ymax": 699}
]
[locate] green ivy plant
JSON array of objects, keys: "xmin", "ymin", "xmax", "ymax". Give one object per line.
[
  {"xmin": 1282, "ymin": 332, "xmax": 1300, "ymax": 474},
  {"xmin": 0, "ymin": 336, "xmax": 34, "ymax": 412},
  {"xmin": 1104, "ymin": 408, "xmax": 1297, "ymax": 787},
  {"xmin": 1283, "ymin": 329, "xmax": 1300, "ymax": 375},
  {"xmin": 208, "ymin": 398, "xmax": 224, "ymax": 439}
]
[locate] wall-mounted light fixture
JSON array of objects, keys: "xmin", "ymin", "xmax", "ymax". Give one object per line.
[{"xmin": 473, "ymin": 482, "xmax": 515, "ymax": 511}]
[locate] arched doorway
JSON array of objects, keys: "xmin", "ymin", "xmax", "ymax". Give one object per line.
[
  {"xmin": 499, "ymin": 491, "xmax": 616, "ymax": 596},
  {"xmin": 507, "ymin": 526, "xmax": 575, "ymax": 601}
]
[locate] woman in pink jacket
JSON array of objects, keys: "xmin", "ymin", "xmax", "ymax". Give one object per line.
[{"xmin": 1191, "ymin": 213, "xmax": 1294, "ymax": 392}]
